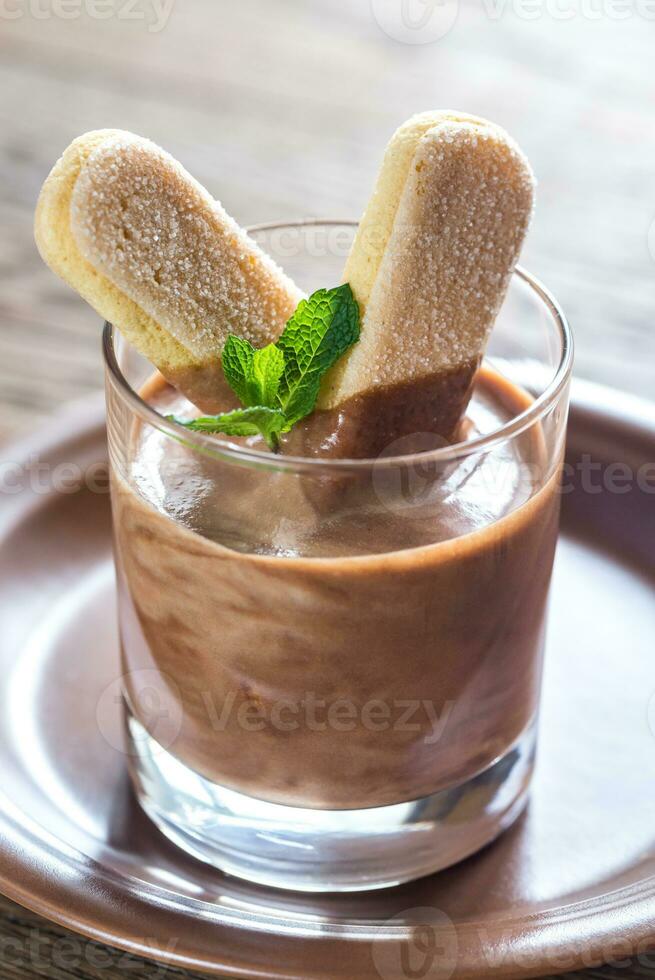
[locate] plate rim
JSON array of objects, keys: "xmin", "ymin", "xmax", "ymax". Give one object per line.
[{"xmin": 0, "ymin": 380, "xmax": 654, "ymax": 979}]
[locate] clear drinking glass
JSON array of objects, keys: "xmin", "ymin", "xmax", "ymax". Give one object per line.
[{"xmin": 104, "ymin": 221, "xmax": 573, "ymax": 892}]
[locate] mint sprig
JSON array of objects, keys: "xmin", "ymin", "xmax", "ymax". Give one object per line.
[
  {"xmin": 174, "ymin": 406, "xmax": 287, "ymax": 446},
  {"xmin": 169, "ymin": 284, "xmax": 360, "ymax": 451},
  {"xmin": 222, "ymin": 338, "xmax": 285, "ymax": 409}
]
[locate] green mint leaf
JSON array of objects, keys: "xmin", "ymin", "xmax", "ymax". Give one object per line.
[
  {"xmin": 168, "ymin": 406, "xmax": 287, "ymax": 452},
  {"xmin": 221, "ymin": 336, "xmax": 255, "ymax": 405},
  {"xmin": 222, "ymin": 336, "xmax": 284, "ymax": 408},
  {"xmin": 251, "ymin": 343, "xmax": 285, "ymax": 407},
  {"xmin": 198, "ymin": 284, "xmax": 361, "ymax": 452},
  {"xmin": 275, "ymin": 283, "xmax": 360, "ymax": 426}
]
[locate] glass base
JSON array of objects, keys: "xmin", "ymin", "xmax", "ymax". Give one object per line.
[{"xmin": 126, "ymin": 704, "xmax": 536, "ymax": 893}]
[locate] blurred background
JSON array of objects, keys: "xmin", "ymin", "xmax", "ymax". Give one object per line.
[{"xmin": 1, "ymin": 0, "xmax": 654, "ymax": 443}]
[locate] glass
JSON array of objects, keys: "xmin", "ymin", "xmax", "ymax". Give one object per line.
[{"xmin": 104, "ymin": 221, "xmax": 572, "ymax": 892}]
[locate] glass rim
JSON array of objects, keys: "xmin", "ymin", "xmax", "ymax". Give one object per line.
[{"xmin": 102, "ymin": 219, "xmax": 573, "ymax": 474}]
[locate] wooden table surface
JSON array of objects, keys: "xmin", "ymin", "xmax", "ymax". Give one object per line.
[{"xmin": 0, "ymin": 0, "xmax": 654, "ymax": 976}]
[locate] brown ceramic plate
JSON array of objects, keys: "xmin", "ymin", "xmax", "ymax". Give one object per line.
[{"xmin": 0, "ymin": 382, "xmax": 654, "ymax": 980}]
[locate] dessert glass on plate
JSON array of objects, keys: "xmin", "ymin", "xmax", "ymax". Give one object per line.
[{"xmin": 104, "ymin": 220, "xmax": 572, "ymax": 893}]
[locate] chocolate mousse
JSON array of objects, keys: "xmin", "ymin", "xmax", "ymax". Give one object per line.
[{"xmin": 113, "ymin": 365, "xmax": 560, "ymax": 809}]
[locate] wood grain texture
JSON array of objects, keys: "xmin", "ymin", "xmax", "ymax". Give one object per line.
[{"xmin": 0, "ymin": 0, "xmax": 653, "ymax": 976}]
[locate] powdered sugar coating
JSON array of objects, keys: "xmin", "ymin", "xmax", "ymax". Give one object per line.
[
  {"xmin": 320, "ymin": 117, "xmax": 535, "ymax": 408},
  {"xmin": 70, "ymin": 133, "xmax": 301, "ymax": 361}
]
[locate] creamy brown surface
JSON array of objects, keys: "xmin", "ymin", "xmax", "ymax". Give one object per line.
[
  {"xmin": 113, "ymin": 367, "xmax": 561, "ymax": 809},
  {"xmin": 286, "ymin": 358, "xmax": 480, "ymax": 459}
]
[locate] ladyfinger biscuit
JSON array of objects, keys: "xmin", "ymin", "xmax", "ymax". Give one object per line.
[
  {"xmin": 313, "ymin": 113, "xmax": 535, "ymax": 455},
  {"xmin": 339, "ymin": 110, "xmax": 487, "ymax": 314},
  {"xmin": 35, "ymin": 130, "xmax": 302, "ymax": 412}
]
